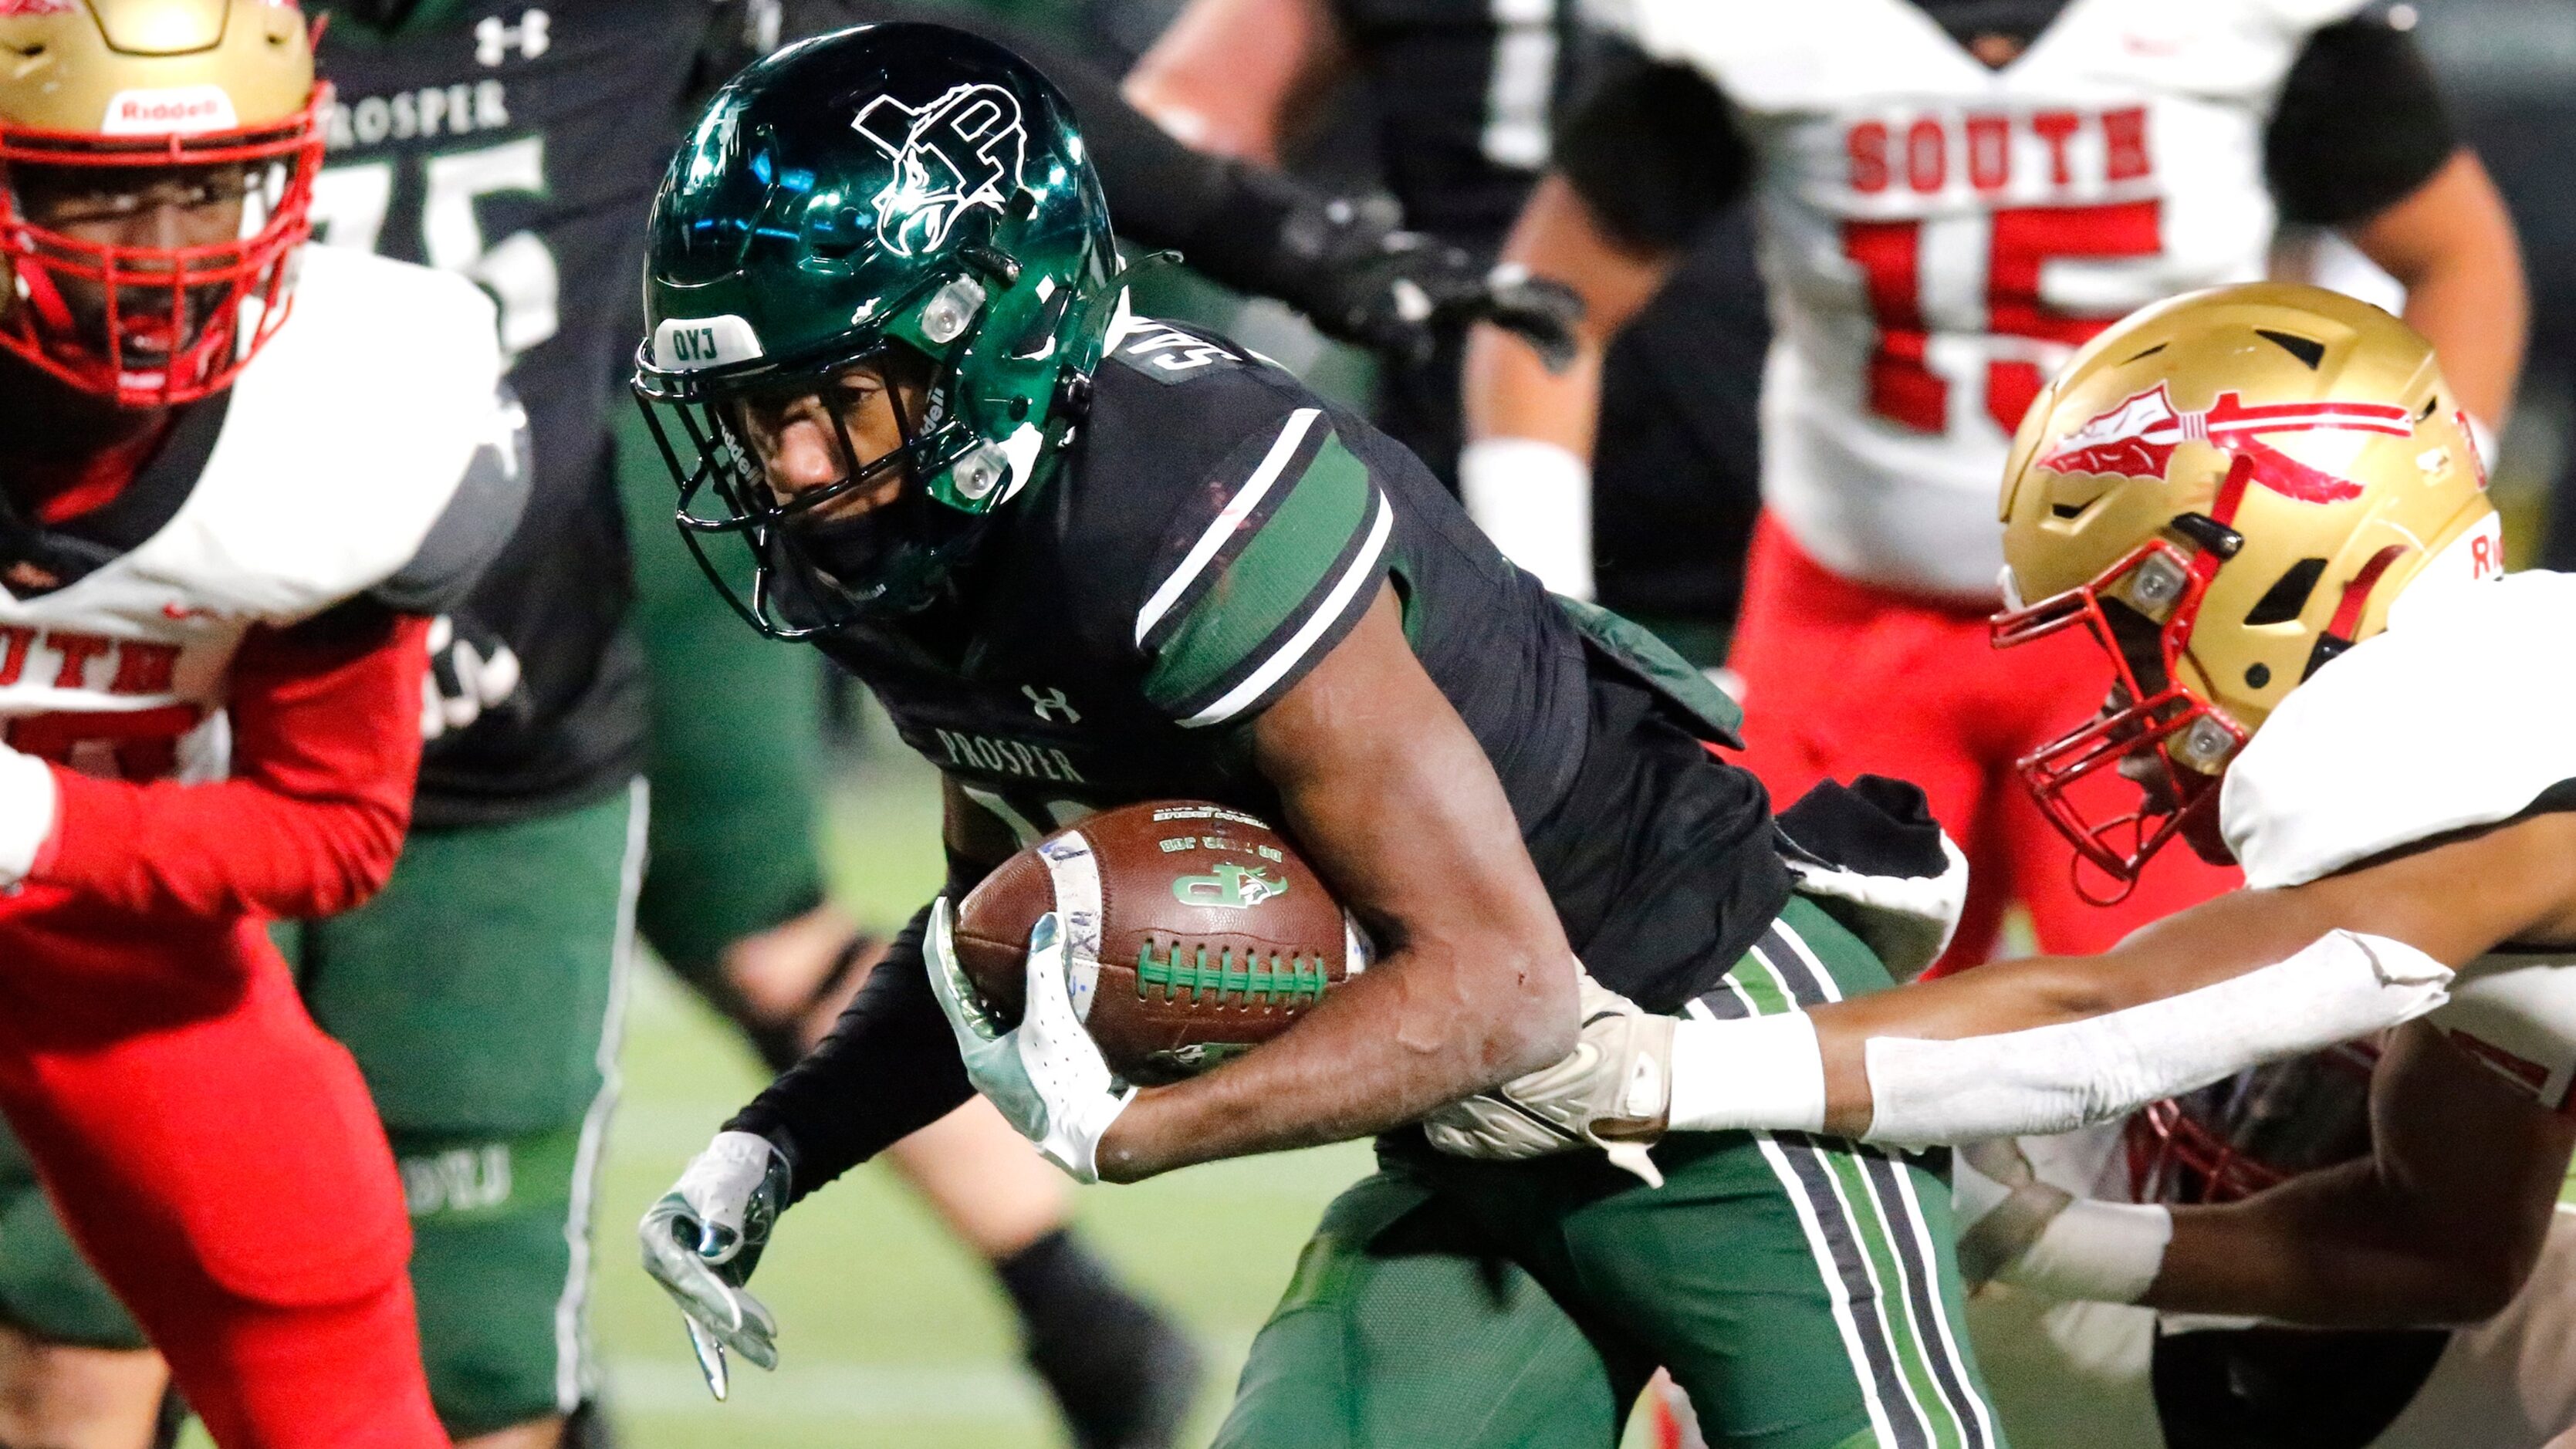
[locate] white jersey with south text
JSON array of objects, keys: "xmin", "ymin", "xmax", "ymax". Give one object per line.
[
  {"xmin": 0, "ymin": 247, "xmax": 512, "ymax": 785},
  {"xmin": 1605, "ymin": 0, "xmax": 2368, "ymax": 598}
]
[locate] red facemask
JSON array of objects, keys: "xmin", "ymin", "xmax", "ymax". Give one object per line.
[
  {"xmin": 1990, "ymin": 451, "xmax": 2408, "ymax": 900},
  {"xmin": 1987, "ymin": 454, "xmax": 2268, "ymax": 901},
  {"xmin": 0, "ymin": 83, "xmax": 329, "ymax": 407}
]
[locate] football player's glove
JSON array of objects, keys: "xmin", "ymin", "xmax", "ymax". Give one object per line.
[
  {"xmin": 638, "ymin": 1130, "xmax": 792, "ymax": 1400},
  {"xmin": 927, "ymin": 901, "xmax": 1138, "ymax": 1184},
  {"xmin": 419, "ymin": 613, "xmax": 526, "ymax": 741},
  {"xmin": 1266, "ymin": 187, "xmax": 1582, "ymax": 371},
  {"xmin": 1422, "ymin": 968, "xmax": 1672, "ymax": 1186}
]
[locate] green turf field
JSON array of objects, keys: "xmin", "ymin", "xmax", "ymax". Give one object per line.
[{"xmin": 589, "ymin": 743, "xmax": 1381, "ymax": 1448}]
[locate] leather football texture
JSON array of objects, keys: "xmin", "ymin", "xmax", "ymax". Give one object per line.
[{"xmin": 953, "ymin": 800, "xmax": 1361, "ymax": 1083}]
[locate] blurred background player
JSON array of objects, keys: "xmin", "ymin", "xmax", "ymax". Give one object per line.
[
  {"xmin": 0, "ymin": 0, "xmax": 527, "ymax": 1441},
  {"xmin": 0, "ymin": 1, "xmax": 1586, "ymax": 1444},
  {"xmin": 1461, "ymin": 0, "xmax": 2528, "ymax": 972},
  {"xmin": 1121, "ymin": 0, "xmax": 1776, "ymax": 673}
]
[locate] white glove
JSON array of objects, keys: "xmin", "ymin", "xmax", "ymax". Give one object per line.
[
  {"xmin": 1422, "ymin": 968, "xmax": 1673, "ymax": 1186},
  {"xmin": 1786, "ymin": 829, "xmax": 1970, "ymax": 981},
  {"xmin": 637, "ymin": 1130, "xmax": 792, "ymax": 1400},
  {"xmin": 926, "ymin": 901, "xmax": 1137, "ymax": 1183},
  {"xmin": 1952, "ymin": 1139, "xmax": 2171, "ymax": 1303}
]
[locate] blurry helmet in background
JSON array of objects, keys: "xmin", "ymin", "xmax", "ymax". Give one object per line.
[
  {"xmin": 0, "ymin": 0, "xmax": 327, "ymax": 405},
  {"xmin": 1992, "ymin": 283, "xmax": 2499, "ymax": 892}
]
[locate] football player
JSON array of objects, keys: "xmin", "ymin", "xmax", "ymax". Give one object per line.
[
  {"xmin": 1459, "ymin": 0, "xmax": 2528, "ymax": 974},
  {"xmin": 1438, "ymin": 286, "xmax": 2576, "ymax": 1447},
  {"xmin": 0, "ymin": 2, "xmax": 1221, "ymax": 1445},
  {"xmin": 629, "ymin": 25, "xmax": 2020, "ymax": 1449},
  {"xmin": 0, "ymin": 0, "xmax": 526, "ymax": 1442},
  {"xmin": 1124, "ymin": 0, "xmax": 1776, "ymax": 665}
]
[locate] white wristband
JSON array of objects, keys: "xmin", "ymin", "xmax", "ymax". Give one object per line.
[
  {"xmin": 1667, "ymin": 1012, "xmax": 1828, "ymax": 1134},
  {"xmin": 1998, "ymin": 1198, "xmax": 2174, "ymax": 1305},
  {"xmin": 1459, "ymin": 437, "xmax": 1594, "ymax": 601},
  {"xmin": 0, "ymin": 745, "xmax": 57, "ymax": 887}
]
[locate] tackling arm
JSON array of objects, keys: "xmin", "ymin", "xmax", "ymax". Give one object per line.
[
  {"xmin": 1089, "ymin": 585, "xmax": 1580, "ymax": 1182},
  {"xmin": 1671, "ymin": 813, "xmax": 2576, "ymax": 1145}
]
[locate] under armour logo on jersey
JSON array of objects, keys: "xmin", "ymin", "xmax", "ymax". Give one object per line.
[
  {"xmin": 1024, "ymin": 684, "xmax": 1080, "ymax": 724},
  {"xmin": 474, "ymin": 8, "xmax": 549, "ymax": 66},
  {"xmin": 2040, "ymin": 385, "xmax": 2412, "ymax": 505},
  {"xmin": 854, "ymin": 83, "xmax": 1026, "ymax": 258}
]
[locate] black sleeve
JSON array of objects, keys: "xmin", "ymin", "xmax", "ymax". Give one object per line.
[
  {"xmin": 1554, "ymin": 41, "xmax": 1753, "ymax": 254},
  {"xmin": 723, "ymin": 899, "xmax": 973, "ymax": 1204},
  {"xmin": 2265, "ymin": 11, "xmax": 2458, "ymax": 227}
]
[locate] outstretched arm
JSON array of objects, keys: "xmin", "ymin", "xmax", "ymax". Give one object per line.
[
  {"xmin": 1090, "ymin": 585, "xmax": 1580, "ymax": 1181},
  {"xmin": 1672, "ymin": 812, "xmax": 2576, "ymax": 1145}
]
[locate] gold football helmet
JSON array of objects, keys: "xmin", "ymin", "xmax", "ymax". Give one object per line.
[
  {"xmin": 0, "ymin": 0, "xmax": 325, "ymax": 404},
  {"xmin": 1992, "ymin": 282, "xmax": 2500, "ymax": 892}
]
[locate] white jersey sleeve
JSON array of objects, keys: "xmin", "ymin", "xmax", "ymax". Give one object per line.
[
  {"xmin": 161, "ymin": 245, "xmax": 513, "ymax": 625},
  {"xmin": 2221, "ymin": 570, "xmax": 2576, "ymax": 890}
]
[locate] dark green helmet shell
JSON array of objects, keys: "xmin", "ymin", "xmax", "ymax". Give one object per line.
[{"xmin": 631, "ymin": 22, "xmax": 1117, "ymax": 631}]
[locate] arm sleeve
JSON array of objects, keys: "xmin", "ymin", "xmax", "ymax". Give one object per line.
[
  {"xmin": 32, "ymin": 606, "xmax": 427, "ymax": 920},
  {"xmin": 2265, "ymin": 12, "xmax": 2458, "ymax": 226},
  {"xmin": 1554, "ymin": 41, "xmax": 1753, "ymax": 252},
  {"xmin": 1133, "ymin": 410, "xmax": 1393, "ymax": 731},
  {"xmin": 723, "ymin": 898, "xmax": 975, "ymax": 1204}
]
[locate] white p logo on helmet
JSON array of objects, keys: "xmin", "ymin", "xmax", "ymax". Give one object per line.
[{"xmin": 854, "ymin": 83, "xmax": 1027, "ymax": 259}]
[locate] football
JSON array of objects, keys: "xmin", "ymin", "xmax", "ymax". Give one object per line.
[{"xmin": 952, "ymin": 801, "xmax": 1363, "ymax": 1084}]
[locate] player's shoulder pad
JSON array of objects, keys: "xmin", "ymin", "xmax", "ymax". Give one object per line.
[
  {"xmin": 1076, "ymin": 310, "xmax": 1394, "ymax": 730},
  {"xmin": 172, "ymin": 248, "xmax": 511, "ymax": 623},
  {"xmin": 2221, "ymin": 569, "xmax": 2576, "ymax": 888},
  {"xmin": 1585, "ymin": 0, "xmax": 1853, "ymax": 92}
]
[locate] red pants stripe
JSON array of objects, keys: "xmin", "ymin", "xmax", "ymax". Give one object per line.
[
  {"xmin": 0, "ymin": 915, "xmax": 445, "ymax": 1447},
  {"xmin": 1728, "ymin": 512, "xmax": 2240, "ymax": 971}
]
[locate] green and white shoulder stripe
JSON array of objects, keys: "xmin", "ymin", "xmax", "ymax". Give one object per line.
[{"xmin": 1137, "ymin": 407, "xmax": 1394, "ymax": 729}]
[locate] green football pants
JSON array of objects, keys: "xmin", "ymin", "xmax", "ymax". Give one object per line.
[
  {"xmin": 0, "ymin": 782, "xmax": 644, "ymax": 1441},
  {"xmin": 613, "ymin": 403, "xmax": 833, "ymax": 988},
  {"xmin": 1215, "ymin": 896, "xmax": 2006, "ymax": 1449}
]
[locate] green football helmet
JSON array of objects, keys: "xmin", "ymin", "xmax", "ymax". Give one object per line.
[{"xmin": 632, "ymin": 22, "xmax": 1118, "ymax": 636}]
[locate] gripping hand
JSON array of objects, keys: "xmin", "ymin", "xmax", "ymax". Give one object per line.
[
  {"xmin": 1273, "ymin": 191, "xmax": 1582, "ymax": 371},
  {"xmin": 1422, "ymin": 968, "xmax": 1673, "ymax": 1185},
  {"xmin": 927, "ymin": 900, "xmax": 1137, "ymax": 1183},
  {"xmin": 638, "ymin": 1130, "xmax": 790, "ymax": 1400}
]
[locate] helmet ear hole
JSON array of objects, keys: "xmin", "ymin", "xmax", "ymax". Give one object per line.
[{"xmin": 2242, "ymin": 557, "xmax": 2327, "ymax": 627}]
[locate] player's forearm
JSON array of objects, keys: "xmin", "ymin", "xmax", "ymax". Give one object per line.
[
  {"xmin": 1094, "ymin": 941, "xmax": 1577, "ymax": 1182},
  {"xmin": 1462, "ymin": 174, "xmax": 1663, "ymax": 456},
  {"xmin": 2351, "ymin": 150, "xmax": 2527, "ymax": 429},
  {"xmin": 2151, "ymin": 1161, "xmax": 2525, "ymax": 1326},
  {"xmin": 25, "ymin": 613, "xmax": 427, "ymax": 921},
  {"xmin": 726, "ymin": 900, "xmax": 977, "ymax": 1204},
  {"xmin": 1666, "ymin": 927, "xmax": 2453, "ymax": 1145}
]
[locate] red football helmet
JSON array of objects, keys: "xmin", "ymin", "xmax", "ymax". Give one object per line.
[{"xmin": 0, "ymin": 0, "xmax": 328, "ymax": 406}]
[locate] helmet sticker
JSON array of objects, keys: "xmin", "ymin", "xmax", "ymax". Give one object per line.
[
  {"xmin": 100, "ymin": 86, "xmax": 242, "ymax": 137},
  {"xmin": 2040, "ymin": 385, "xmax": 2413, "ymax": 505},
  {"xmin": 854, "ymin": 82, "xmax": 1027, "ymax": 259},
  {"xmin": 651, "ymin": 314, "xmax": 766, "ymax": 371}
]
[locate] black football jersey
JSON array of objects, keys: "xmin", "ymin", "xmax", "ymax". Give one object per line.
[
  {"xmin": 818, "ymin": 317, "xmax": 1790, "ymax": 1012},
  {"xmin": 306, "ymin": 0, "xmax": 727, "ymax": 823}
]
